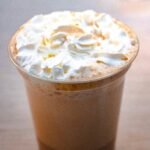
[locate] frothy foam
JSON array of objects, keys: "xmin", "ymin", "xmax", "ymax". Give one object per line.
[{"xmin": 12, "ymin": 10, "xmax": 138, "ymax": 81}]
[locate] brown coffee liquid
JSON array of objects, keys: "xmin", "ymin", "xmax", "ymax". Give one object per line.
[
  {"xmin": 38, "ymin": 139, "xmax": 115, "ymax": 150},
  {"xmin": 24, "ymin": 71, "xmax": 125, "ymax": 150}
]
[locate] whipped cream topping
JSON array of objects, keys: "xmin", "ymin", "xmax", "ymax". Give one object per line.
[{"xmin": 14, "ymin": 10, "xmax": 137, "ymax": 81}]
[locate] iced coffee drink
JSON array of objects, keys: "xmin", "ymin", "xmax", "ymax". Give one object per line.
[{"xmin": 9, "ymin": 10, "xmax": 139, "ymax": 150}]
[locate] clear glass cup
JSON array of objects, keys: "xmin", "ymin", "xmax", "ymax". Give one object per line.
[
  {"xmin": 18, "ymin": 65, "xmax": 128, "ymax": 150},
  {"xmin": 8, "ymin": 15, "xmax": 139, "ymax": 150}
]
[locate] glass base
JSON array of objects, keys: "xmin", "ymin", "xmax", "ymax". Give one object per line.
[{"xmin": 38, "ymin": 139, "xmax": 115, "ymax": 150}]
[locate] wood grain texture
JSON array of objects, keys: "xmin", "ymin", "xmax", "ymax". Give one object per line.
[{"xmin": 0, "ymin": 0, "xmax": 150, "ymax": 149}]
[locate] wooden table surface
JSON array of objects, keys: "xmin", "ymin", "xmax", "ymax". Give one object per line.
[{"xmin": 0, "ymin": 0, "xmax": 150, "ymax": 149}]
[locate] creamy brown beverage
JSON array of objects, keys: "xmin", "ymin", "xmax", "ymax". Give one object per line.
[{"xmin": 9, "ymin": 10, "xmax": 139, "ymax": 150}]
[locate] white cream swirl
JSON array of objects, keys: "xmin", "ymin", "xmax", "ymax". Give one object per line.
[{"xmin": 15, "ymin": 10, "xmax": 137, "ymax": 80}]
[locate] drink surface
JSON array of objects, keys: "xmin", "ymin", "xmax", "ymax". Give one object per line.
[{"xmin": 10, "ymin": 10, "xmax": 138, "ymax": 81}]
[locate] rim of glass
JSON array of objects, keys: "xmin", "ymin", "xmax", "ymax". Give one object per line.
[{"xmin": 8, "ymin": 25, "xmax": 139, "ymax": 84}]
